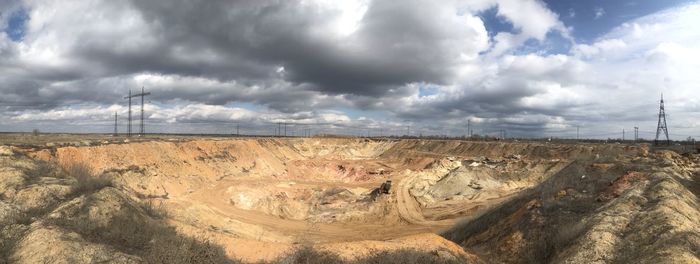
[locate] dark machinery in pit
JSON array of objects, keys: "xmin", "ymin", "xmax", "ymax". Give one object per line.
[
  {"xmin": 379, "ymin": 180, "xmax": 392, "ymax": 194},
  {"xmin": 368, "ymin": 180, "xmax": 392, "ymax": 201}
]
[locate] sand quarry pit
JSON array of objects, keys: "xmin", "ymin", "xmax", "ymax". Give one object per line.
[{"xmin": 2, "ymin": 137, "xmax": 700, "ymax": 263}]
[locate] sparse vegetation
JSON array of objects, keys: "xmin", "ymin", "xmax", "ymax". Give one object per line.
[
  {"xmin": 47, "ymin": 200, "xmax": 237, "ymax": 264},
  {"xmin": 268, "ymin": 245, "xmax": 343, "ymax": 264},
  {"xmin": 23, "ymin": 160, "xmax": 64, "ymax": 180},
  {"xmin": 359, "ymin": 250, "xmax": 464, "ymax": 264},
  {"xmin": 1, "ymin": 227, "xmax": 18, "ymax": 264},
  {"xmin": 141, "ymin": 199, "xmax": 168, "ymax": 219},
  {"xmin": 64, "ymin": 162, "xmax": 112, "ymax": 194},
  {"xmin": 265, "ymin": 245, "xmax": 465, "ymax": 264},
  {"xmin": 0, "ymin": 213, "xmax": 30, "ymax": 264}
]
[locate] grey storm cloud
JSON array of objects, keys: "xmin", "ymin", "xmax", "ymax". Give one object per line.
[
  {"xmin": 115, "ymin": 0, "xmax": 486, "ymax": 96},
  {"xmin": 1, "ymin": 0, "xmax": 488, "ymax": 109}
]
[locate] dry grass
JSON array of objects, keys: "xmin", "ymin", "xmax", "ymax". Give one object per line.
[
  {"xmin": 265, "ymin": 245, "xmax": 464, "ymax": 264},
  {"xmin": 47, "ymin": 206, "xmax": 237, "ymax": 264},
  {"xmin": 38, "ymin": 161, "xmax": 236, "ymax": 262},
  {"xmin": 0, "ymin": 225, "xmax": 29, "ymax": 264},
  {"xmin": 63, "ymin": 162, "xmax": 112, "ymax": 194},
  {"xmin": 18, "ymin": 160, "xmax": 66, "ymax": 184},
  {"xmin": 269, "ymin": 245, "xmax": 344, "ymax": 264},
  {"xmin": 140, "ymin": 199, "xmax": 168, "ymax": 219},
  {"xmin": 144, "ymin": 232, "xmax": 235, "ymax": 264},
  {"xmin": 360, "ymin": 250, "xmax": 464, "ymax": 264}
]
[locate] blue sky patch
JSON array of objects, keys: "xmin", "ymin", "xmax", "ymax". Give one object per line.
[
  {"xmin": 542, "ymin": 0, "xmax": 693, "ymax": 43},
  {"xmin": 418, "ymin": 84, "xmax": 439, "ymax": 97},
  {"xmin": 513, "ymin": 31, "xmax": 573, "ymax": 56},
  {"xmin": 5, "ymin": 8, "xmax": 28, "ymax": 42},
  {"xmin": 475, "ymin": 0, "xmax": 696, "ymax": 56},
  {"xmin": 477, "ymin": 7, "xmax": 516, "ymax": 38}
]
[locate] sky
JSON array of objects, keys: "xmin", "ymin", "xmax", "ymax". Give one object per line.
[{"xmin": 0, "ymin": 0, "xmax": 699, "ymax": 139}]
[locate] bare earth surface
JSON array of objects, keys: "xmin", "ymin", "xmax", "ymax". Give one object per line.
[{"xmin": 1, "ymin": 136, "xmax": 699, "ymax": 263}]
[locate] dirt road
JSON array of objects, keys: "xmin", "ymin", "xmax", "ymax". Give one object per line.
[{"xmin": 171, "ymin": 177, "xmax": 444, "ymax": 243}]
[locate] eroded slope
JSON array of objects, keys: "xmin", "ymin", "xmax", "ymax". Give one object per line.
[{"xmin": 442, "ymin": 149, "xmax": 700, "ymax": 264}]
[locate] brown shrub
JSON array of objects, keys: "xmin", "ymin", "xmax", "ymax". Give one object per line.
[
  {"xmin": 141, "ymin": 199, "xmax": 168, "ymax": 219},
  {"xmin": 266, "ymin": 245, "xmax": 464, "ymax": 264},
  {"xmin": 64, "ymin": 162, "xmax": 112, "ymax": 194},
  {"xmin": 269, "ymin": 245, "xmax": 344, "ymax": 264}
]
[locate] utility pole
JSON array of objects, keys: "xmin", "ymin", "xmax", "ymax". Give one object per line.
[
  {"xmin": 278, "ymin": 122, "xmax": 281, "ymax": 136},
  {"xmin": 284, "ymin": 123, "xmax": 287, "ymax": 137},
  {"xmin": 655, "ymin": 94, "xmax": 670, "ymax": 145},
  {"xmin": 113, "ymin": 112, "xmax": 118, "ymax": 136},
  {"xmin": 623, "ymin": 128, "xmax": 625, "ymax": 142},
  {"xmin": 634, "ymin": 126, "xmax": 639, "ymax": 143},
  {"xmin": 406, "ymin": 125, "xmax": 410, "ymax": 137}
]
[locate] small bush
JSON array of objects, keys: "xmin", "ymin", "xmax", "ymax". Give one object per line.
[
  {"xmin": 141, "ymin": 199, "xmax": 168, "ymax": 219},
  {"xmin": 271, "ymin": 245, "xmax": 344, "ymax": 264},
  {"xmin": 64, "ymin": 162, "xmax": 112, "ymax": 194}
]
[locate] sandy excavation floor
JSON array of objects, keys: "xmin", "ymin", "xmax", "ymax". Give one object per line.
[{"xmin": 1, "ymin": 136, "xmax": 699, "ymax": 263}]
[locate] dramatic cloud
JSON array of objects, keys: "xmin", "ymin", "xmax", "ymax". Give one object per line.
[{"xmin": 0, "ymin": 0, "xmax": 698, "ymax": 139}]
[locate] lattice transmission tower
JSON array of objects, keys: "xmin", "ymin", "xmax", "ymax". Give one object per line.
[
  {"xmin": 124, "ymin": 87, "xmax": 151, "ymax": 137},
  {"xmin": 655, "ymin": 94, "xmax": 670, "ymax": 145}
]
